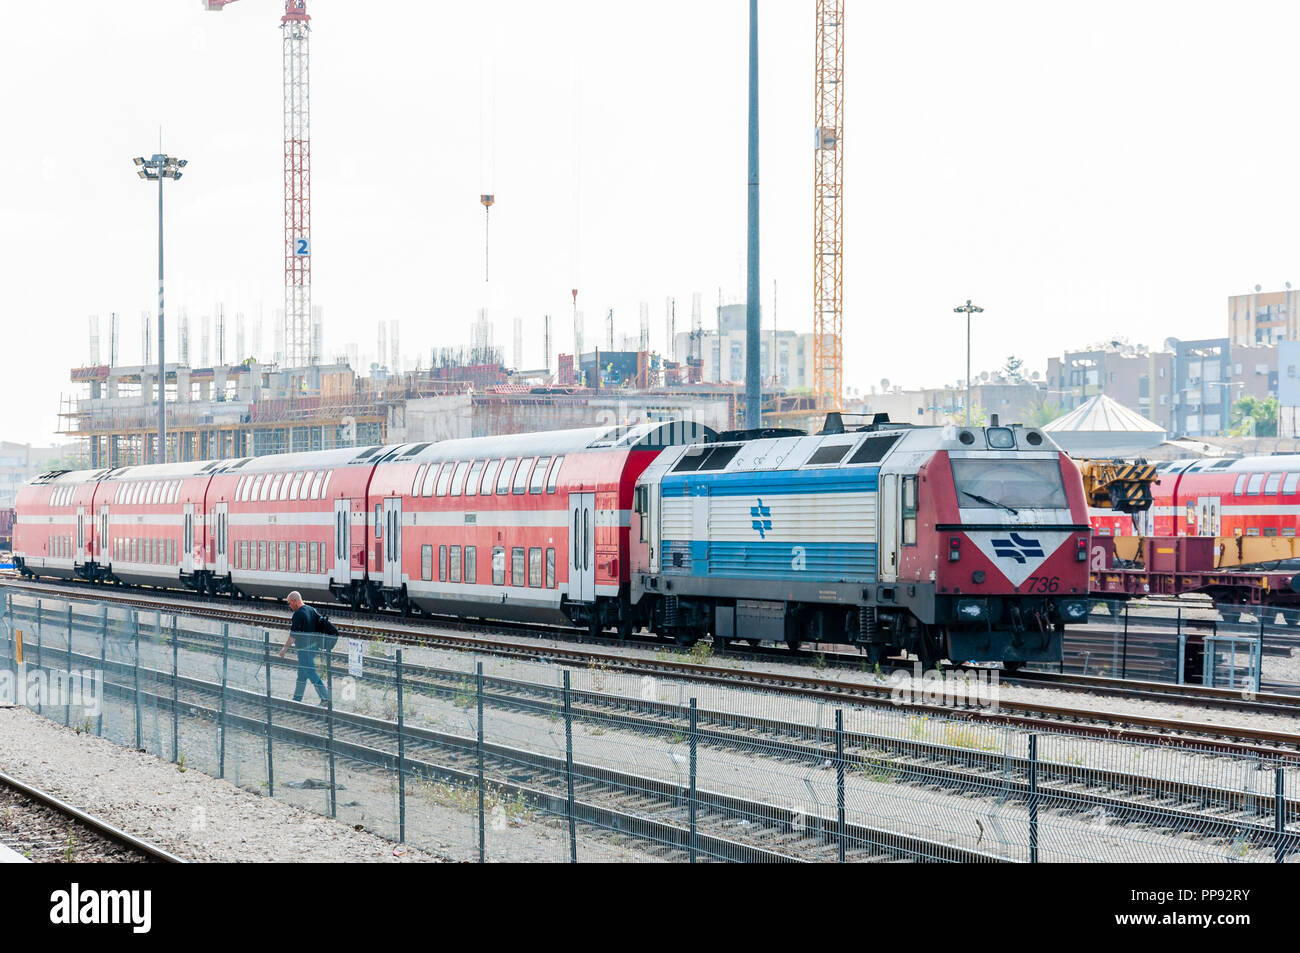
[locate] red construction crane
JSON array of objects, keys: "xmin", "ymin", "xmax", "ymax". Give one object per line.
[{"xmin": 204, "ymin": 0, "xmax": 314, "ymax": 368}]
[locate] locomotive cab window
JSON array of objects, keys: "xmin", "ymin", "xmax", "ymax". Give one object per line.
[
  {"xmin": 698, "ymin": 445, "xmax": 740, "ymax": 471},
  {"xmin": 950, "ymin": 458, "xmax": 1067, "ymax": 510},
  {"xmin": 634, "ymin": 485, "xmax": 650, "ymax": 542},
  {"xmin": 672, "ymin": 447, "xmax": 709, "ymax": 472}
]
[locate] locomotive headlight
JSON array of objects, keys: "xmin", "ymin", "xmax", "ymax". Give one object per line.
[
  {"xmin": 1060, "ymin": 599, "xmax": 1088, "ymax": 621},
  {"xmin": 956, "ymin": 598, "xmax": 987, "ymax": 620},
  {"xmin": 986, "ymin": 427, "xmax": 1016, "ymax": 449}
]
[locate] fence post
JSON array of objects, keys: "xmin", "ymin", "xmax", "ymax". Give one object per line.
[
  {"xmin": 133, "ymin": 611, "xmax": 141, "ymax": 749},
  {"xmin": 836, "ymin": 708, "xmax": 846, "ymax": 863},
  {"xmin": 263, "ymin": 631, "xmax": 274, "ymax": 798},
  {"xmin": 1120, "ymin": 603, "xmax": 1129, "ymax": 680},
  {"xmin": 395, "ymin": 649, "xmax": 406, "ymax": 845},
  {"xmin": 1257, "ymin": 617, "xmax": 1266, "ymax": 696},
  {"xmin": 689, "ymin": 698, "xmax": 698, "ymax": 864},
  {"xmin": 476, "ymin": 661, "xmax": 485, "ymax": 864},
  {"xmin": 64, "ymin": 605, "xmax": 72, "ymax": 722},
  {"xmin": 35, "ymin": 599, "xmax": 42, "ymax": 716},
  {"xmin": 219, "ymin": 625, "xmax": 228, "ymax": 779},
  {"xmin": 325, "ymin": 646, "xmax": 336, "ymax": 819},
  {"xmin": 1028, "ymin": 734, "xmax": 1039, "ymax": 863},
  {"xmin": 1176, "ymin": 634, "xmax": 1186, "ymax": 686},
  {"xmin": 97, "ymin": 608, "xmax": 106, "ymax": 738},
  {"xmin": 1276, "ymin": 768, "xmax": 1287, "ymax": 864},
  {"xmin": 171, "ymin": 617, "xmax": 179, "ymax": 763},
  {"xmin": 563, "ymin": 669, "xmax": 577, "ymax": 863}
]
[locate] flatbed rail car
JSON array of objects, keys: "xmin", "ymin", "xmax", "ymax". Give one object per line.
[{"xmin": 1089, "ymin": 534, "xmax": 1300, "ymax": 609}]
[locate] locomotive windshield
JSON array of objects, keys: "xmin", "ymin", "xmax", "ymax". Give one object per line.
[{"xmin": 950, "ymin": 458, "xmax": 1067, "ymax": 510}]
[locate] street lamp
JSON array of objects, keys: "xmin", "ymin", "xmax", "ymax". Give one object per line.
[
  {"xmin": 953, "ymin": 300, "xmax": 984, "ymax": 425},
  {"xmin": 134, "ymin": 153, "xmax": 187, "ymax": 464}
]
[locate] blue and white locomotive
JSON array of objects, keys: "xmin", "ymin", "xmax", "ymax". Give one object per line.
[{"xmin": 629, "ymin": 415, "xmax": 1092, "ymax": 664}]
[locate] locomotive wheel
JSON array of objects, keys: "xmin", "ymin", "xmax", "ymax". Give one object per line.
[
  {"xmin": 675, "ymin": 630, "xmax": 698, "ymax": 647},
  {"xmin": 617, "ymin": 616, "xmax": 632, "ymax": 641},
  {"xmin": 588, "ymin": 616, "xmax": 601, "ymax": 642}
]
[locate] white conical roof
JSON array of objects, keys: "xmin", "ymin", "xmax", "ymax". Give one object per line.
[{"xmin": 1042, "ymin": 393, "xmax": 1166, "ymax": 455}]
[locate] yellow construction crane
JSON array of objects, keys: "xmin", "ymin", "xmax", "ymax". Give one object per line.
[
  {"xmin": 1077, "ymin": 460, "xmax": 1158, "ymax": 514},
  {"xmin": 813, "ymin": 0, "xmax": 844, "ymax": 410}
]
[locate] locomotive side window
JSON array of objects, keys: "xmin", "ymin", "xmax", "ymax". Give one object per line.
[
  {"xmin": 464, "ymin": 546, "xmax": 477, "ymax": 584},
  {"xmin": 299, "ymin": 542, "xmax": 307, "ymax": 571},
  {"xmin": 497, "ymin": 459, "xmax": 516, "ymax": 495},
  {"xmin": 450, "ymin": 546, "xmax": 462, "ymax": 583},
  {"xmin": 512, "ymin": 458, "xmax": 533, "ymax": 495},
  {"xmin": 1284, "ymin": 473, "xmax": 1300, "ymax": 495},
  {"xmin": 421, "ymin": 545, "xmax": 432, "ymax": 581},
  {"xmin": 1246, "ymin": 473, "xmax": 1264, "ymax": 496},
  {"xmin": 529, "ymin": 547, "xmax": 542, "ymax": 587},
  {"xmin": 375, "ymin": 504, "xmax": 383, "ymax": 537},
  {"xmin": 1233, "ymin": 474, "xmax": 1248, "ymax": 495},
  {"xmin": 699, "ymin": 446, "xmax": 740, "ymax": 471},
  {"xmin": 530, "ymin": 457, "xmax": 551, "ymax": 494},
  {"xmin": 492, "ymin": 547, "xmax": 505, "ymax": 585},
  {"xmin": 805, "ymin": 443, "xmax": 852, "ymax": 466},
  {"xmin": 546, "ymin": 457, "xmax": 563, "ymax": 493},
  {"xmin": 512, "ymin": 547, "xmax": 525, "ymax": 586},
  {"xmin": 1265, "ymin": 473, "xmax": 1282, "ymax": 495},
  {"xmin": 902, "ymin": 476, "xmax": 918, "ymax": 545},
  {"xmin": 439, "ymin": 545, "xmax": 447, "ymax": 582},
  {"xmin": 635, "ymin": 485, "xmax": 649, "ymax": 542},
  {"xmin": 465, "ymin": 461, "xmax": 483, "ymax": 496},
  {"xmin": 673, "ymin": 447, "xmax": 709, "ymax": 472},
  {"xmin": 546, "ymin": 548, "xmax": 556, "ymax": 588}
]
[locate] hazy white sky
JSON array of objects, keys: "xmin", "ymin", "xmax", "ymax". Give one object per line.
[{"xmin": 2, "ymin": 0, "xmax": 1298, "ymax": 445}]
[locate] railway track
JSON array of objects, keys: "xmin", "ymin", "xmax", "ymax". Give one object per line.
[
  {"xmin": 36, "ymin": 632, "xmax": 1300, "ymax": 863},
  {"xmin": 0, "ymin": 769, "xmax": 183, "ymax": 863},
  {"xmin": 5, "ymin": 578, "xmax": 1300, "ymax": 757}
]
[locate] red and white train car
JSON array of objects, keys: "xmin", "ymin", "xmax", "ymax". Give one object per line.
[
  {"xmin": 366, "ymin": 422, "xmax": 712, "ymax": 631},
  {"xmin": 1089, "ymin": 455, "xmax": 1300, "ymax": 540},
  {"xmin": 214, "ymin": 447, "xmax": 398, "ymax": 604},
  {"xmin": 13, "ymin": 469, "xmax": 102, "ymax": 581},
  {"xmin": 95, "ymin": 463, "xmax": 217, "ymax": 590}
]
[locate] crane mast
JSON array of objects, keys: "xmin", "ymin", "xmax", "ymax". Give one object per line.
[
  {"xmin": 813, "ymin": 0, "xmax": 844, "ymax": 410},
  {"xmin": 205, "ymin": 0, "xmax": 313, "ymax": 368}
]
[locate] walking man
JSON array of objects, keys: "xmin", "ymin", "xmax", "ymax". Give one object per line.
[{"xmin": 278, "ymin": 591, "xmax": 330, "ymax": 704}]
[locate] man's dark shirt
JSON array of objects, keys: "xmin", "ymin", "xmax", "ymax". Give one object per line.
[{"xmin": 290, "ymin": 604, "xmax": 321, "ymax": 651}]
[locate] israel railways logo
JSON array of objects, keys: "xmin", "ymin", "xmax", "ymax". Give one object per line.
[
  {"xmin": 991, "ymin": 533, "xmax": 1045, "ymax": 564},
  {"xmin": 750, "ymin": 498, "xmax": 772, "ymax": 539}
]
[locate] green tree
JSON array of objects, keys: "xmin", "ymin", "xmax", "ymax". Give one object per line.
[
  {"xmin": 1229, "ymin": 395, "xmax": 1278, "ymax": 437},
  {"xmin": 1025, "ymin": 399, "xmax": 1065, "ymax": 427}
]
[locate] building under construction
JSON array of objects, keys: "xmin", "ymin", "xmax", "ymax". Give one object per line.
[{"xmin": 60, "ymin": 347, "xmax": 750, "ymax": 469}]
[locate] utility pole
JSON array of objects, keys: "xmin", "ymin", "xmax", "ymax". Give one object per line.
[
  {"xmin": 744, "ymin": 0, "xmax": 761, "ymax": 430},
  {"xmin": 953, "ymin": 300, "xmax": 984, "ymax": 426}
]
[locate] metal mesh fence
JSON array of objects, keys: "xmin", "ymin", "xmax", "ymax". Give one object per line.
[{"xmin": 1, "ymin": 587, "xmax": 1298, "ymax": 863}]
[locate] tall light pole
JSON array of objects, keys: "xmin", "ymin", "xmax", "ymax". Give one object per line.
[
  {"xmin": 744, "ymin": 0, "xmax": 761, "ymax": 431},
  {"xmin": 134, "ymin": 153, "xmax": 187, "ymax": 464},
  {"xmin": 953, "ymin": 300, "xmax": 983, "ymax": 425}
]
